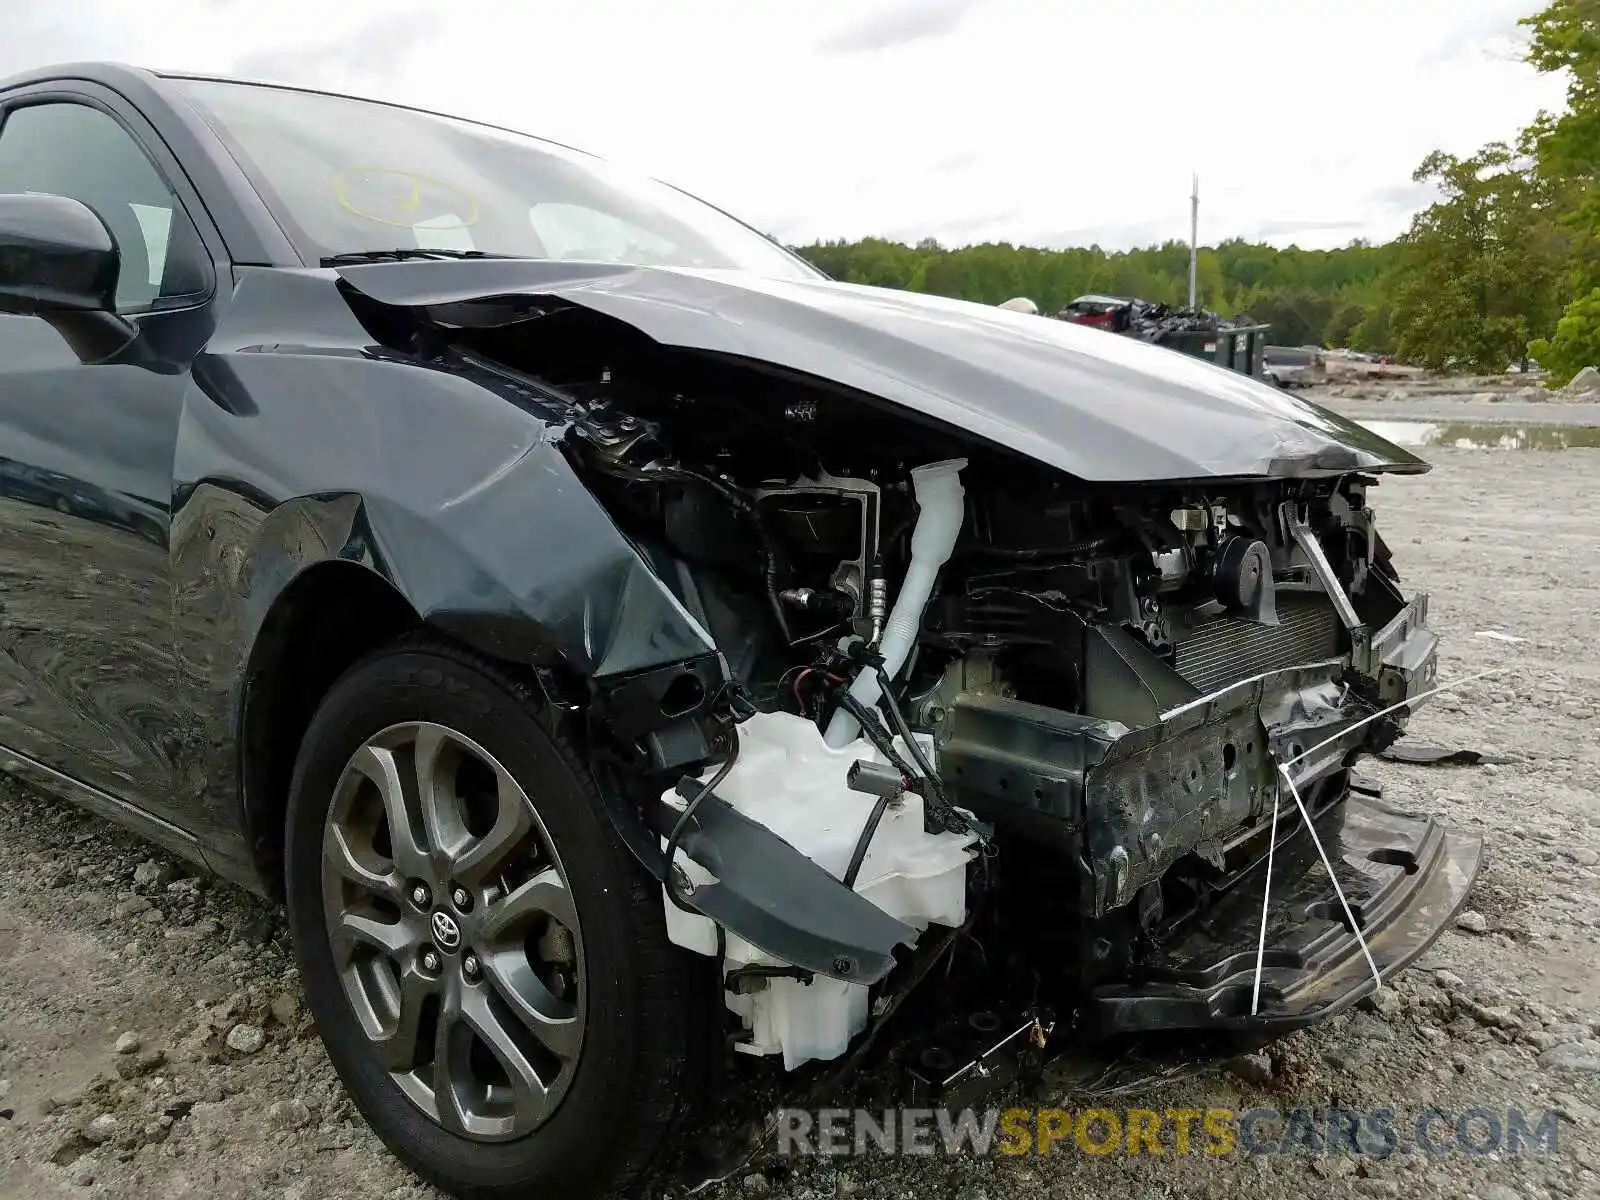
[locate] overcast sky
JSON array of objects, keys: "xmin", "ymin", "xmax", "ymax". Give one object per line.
[{"xmin": 3, "ymin": 0, "xmax": 1570, "ymax": 251}]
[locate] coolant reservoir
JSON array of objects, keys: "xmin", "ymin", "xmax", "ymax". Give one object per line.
[{"xmin": 661, "ymin": 710, "xmax": 975, "ymax": 1068}]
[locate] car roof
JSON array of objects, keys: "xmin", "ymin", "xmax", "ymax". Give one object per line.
[{"xmin": 0, "ymin": 61, "xmax": 592, "ymax": 158}]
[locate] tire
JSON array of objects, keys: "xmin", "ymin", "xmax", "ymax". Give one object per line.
[{"xmin": 284, "ymin": 639, "xmax": 710, "ymax": 1200}]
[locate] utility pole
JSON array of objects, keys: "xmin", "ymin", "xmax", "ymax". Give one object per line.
[{"xmin": 1188, "ymin": 173, "xmax": 1199, "ymax": 310}]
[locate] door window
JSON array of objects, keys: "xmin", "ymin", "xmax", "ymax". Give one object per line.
[{"xmin": 0, "ymin": 101, "xmax": 208, "ymax": 311}]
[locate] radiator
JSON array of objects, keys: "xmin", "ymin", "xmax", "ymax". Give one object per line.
[{"xmin": 1171, "ymin": 593, "xmax": 1342, "ymax": 694}]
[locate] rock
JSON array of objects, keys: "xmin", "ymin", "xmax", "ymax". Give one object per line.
[
  {"xmin": 116, "ymin": 1049, "xmax": 167, "ymax": 1080},
  {"xmin": 72, "ymin": 1166, "xmax": 96, "ymax": 1187},
  {"xmin": 1325, "ymin": 1046, "xmax": 1359, "ymax": 1071},
  {"xmin": 1349, "ymin": 1013, "xmax": 1394, "ymax": 1042},
  {"xmin": 269, "ymin": 992, "xmax": 301, "ymax": 1029},
  {"xmin": 1565, "ymin": 848, "xmax": 1599, "ymax": 868},
  {"xmin": 1434, "ymin": 969, "xmax": 1466, "ymax": 992},
  {"xmin": 225, "ymin": 1023, "xmax": 265, "ymax": 1055},
  {"xmin": 132, "ymin": 859, "xmax": 172, "ymax": 888},
  {"xmin": 1540, "ymin": 1041, "xmax": 1600, "ymax": 1073},
  {"xmin": 205, "ymin": 1000, "xmax": 237, "ymax": 1031},
  {"xmin": 1562, "ymin": 365, "xmax": 1600, "ymax": 395},
  {"xmin": 1414, "ymin": 985, "xmax": 1453, "ymax": 1018},
  {"xmin": 1550, "ymin": 1092, "xmax": 1600, "ymax": 1125},
  {"xmin": 1224, "ymin": 1052, "xmax": 1273, "ymax": 1085},
  {"xmin": 742, "ymin": 1173, "xmax": 770, "ymax": 1194},
  {"xmin": 113, "ymin": 1032, "xmax": 140, "ymax": 1056},
  {"xmin": 1328, "ymin": 1023, "xmax": 1394, "ymax": 1069},
  {"xmin": 111, "ymin": 896, "xmax": 151, "ymax": 919},
  {"xmin": 1311, "ymin": 1156, "xmax": 1355, "ymax": 1179},
  {"xmin": 267, "ymin": 1098, "xmax": 312, "ymax": 1129},
  {"xmin": 82, "ymin": 1113, "xmax": 118, "ymax": 1144},
  {"xmin": 1477, "ymin": 1187, "xmax": 1521, "ymax": 1200},
  {"xmin": 172, "ymin": 1027, "xmax": 211, "ymax": 1064},
  {"xmin": 1356, "ymin": 1182, "xmax": 1401, "ymax": 1197},
  {"xmin": 953, "ymin": 1189, "xmax": 990, "ymax": 1200},
  {"xmin": 1448, "ymin": 1015, "xmax": 1489, "ymax": 1042},
  {"xmin": 1457, "ymin": 997, "xmax": 1522, "ymax": 1031},
  {"xmin": 1359, "ymin": 988, "xmax": 1402, "ymax": 1020},
  {"xmin": 1456, "ymin": 910, "xmax": 1489, "ymax": 934}
]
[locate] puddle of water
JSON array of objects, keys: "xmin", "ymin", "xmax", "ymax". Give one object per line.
[{"xmin": 1358, "ymin": 420, "xmax": 1600, "ymax": 450}]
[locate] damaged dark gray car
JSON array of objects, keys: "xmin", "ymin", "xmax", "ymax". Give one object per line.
[{"xmin": 0, "ymin": 64, "xmax": 1478, "ymax": 1200}]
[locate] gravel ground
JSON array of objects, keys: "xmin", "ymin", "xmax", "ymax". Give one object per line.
[
  {"xmin": 1, "ymin": 438, "xmax": 1597, "ymax": 1200},
  {"xmin": 1311, "ymin": 374, "xmax": 1600, "ymax": 428}
]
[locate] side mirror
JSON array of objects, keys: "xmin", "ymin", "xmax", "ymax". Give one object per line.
[
  {"xmin": 0, "ymin": 192, "xmax": 135, "ymax": 361},
  {"xmin": 0, "ymin": 192, "xmax": 119, "ymax": 313}
]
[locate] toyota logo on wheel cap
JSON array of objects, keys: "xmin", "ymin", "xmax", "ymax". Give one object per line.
[{"xmin": 431, "ymin": 910, "xmax": 462, "ymax": 951}]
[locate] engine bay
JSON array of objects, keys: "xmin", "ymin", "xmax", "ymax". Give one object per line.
[{"xmin": 442, "ymin": 308, "xmax": 1458, "ymax": 1080}]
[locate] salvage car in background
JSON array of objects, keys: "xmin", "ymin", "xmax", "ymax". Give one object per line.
[
  {"xmin": 1264, "ymin": 344, "xmax": 1330, "ymax": 388},
  {"xmin": 0, "ymin": 63, "xmax": 1478, "ymax": 1200}
]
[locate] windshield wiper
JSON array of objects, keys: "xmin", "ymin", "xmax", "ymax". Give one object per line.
[{"xmin": 320, "ymin": 248, "xmax": 517, "ymax": 266}]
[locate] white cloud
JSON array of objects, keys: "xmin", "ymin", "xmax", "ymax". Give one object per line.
[{"xmin": 0, "ymin": 0, "xmax": 1570, "ymax": 251}]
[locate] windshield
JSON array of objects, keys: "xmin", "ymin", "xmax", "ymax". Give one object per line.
[{"xmin": 173, "ymin": 78, "xmax": 819, "ymax": 279}]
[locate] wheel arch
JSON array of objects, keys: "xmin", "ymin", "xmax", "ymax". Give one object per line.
[
  {"xmin": 238, "ymin": 556, "xmax": 421, "ymax": 897},
  {"xmin": 224, "ymin": 487, "xmax": 724, "ymax": 898}
]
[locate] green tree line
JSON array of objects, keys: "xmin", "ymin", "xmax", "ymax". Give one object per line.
[
  {"xmin": 796, "ymin": 236, "xmax": 1403, "ymax": 351},
  {"xmin": 792, "ymin": 1, "xmax": 1600, "ymax": 381}
]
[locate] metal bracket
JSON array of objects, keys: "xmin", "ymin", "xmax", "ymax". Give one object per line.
[{"xmin": 1283, "ymin": 504, "xmax": 1365, "ymax": 644}]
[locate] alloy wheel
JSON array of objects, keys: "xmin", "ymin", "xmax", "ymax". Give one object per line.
[{"xmin": 321, "ymin": 721, "xmax": 585, "ymax": 1141}]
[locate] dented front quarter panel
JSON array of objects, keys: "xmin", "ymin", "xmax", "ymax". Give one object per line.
[{"xmin": 170, "ymin": 266, "xmax": 716, "ymax": 883}]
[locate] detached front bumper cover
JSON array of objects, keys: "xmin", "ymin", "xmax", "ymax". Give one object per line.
[{"xmin": 1088, "ymin": 791, "xmax": 1482, "ymax": 1034}]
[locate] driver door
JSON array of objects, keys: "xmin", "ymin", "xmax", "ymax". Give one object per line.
[{"xmin": 0, "ymin": 90, "xmax": 218, "ymax": 835}]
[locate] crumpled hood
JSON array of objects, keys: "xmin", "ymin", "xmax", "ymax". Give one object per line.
[{"xmin": 335, "ymin": 259, "xmax": 1427, "ymax": 483}]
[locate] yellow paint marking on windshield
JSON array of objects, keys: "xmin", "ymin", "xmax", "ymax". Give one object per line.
[{"xmin": 333, "ymin": 166, "xmax": 481, "ymax": 228}]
